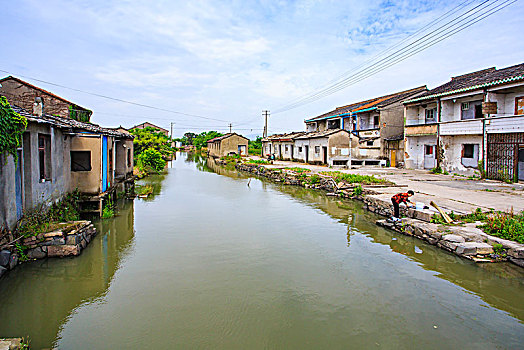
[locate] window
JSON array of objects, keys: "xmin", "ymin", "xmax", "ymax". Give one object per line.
[
  {"xmin": 38, "ymin": 134, "xmax": 51, "ymax": 180},
  {"xmin": 315, "ymin": 146, "xmax": 320, "ymax": 154},
  {"xmin": 515, "ymin": 96, "xmax": 524, "ymax": 115},
  {"xmin": 71, "ymin": 151, "xmax": 92, "ymax": 171},
  {"xmin": 298, "ymin": 146, "xmax": 302, "ymax": 152},
  {"xmin": 463, "ymin": 144, "xmax": 474, "ymax": 158},
  {"xmin": 373, "ymin": 115, "xmax": 379, "ymax": 128},
  {"xmin": 285, "ymin": 145, "xmax": 289, "ymax": 152},
  {"xmin": 366, "ymin": 140, "xmax": 374, "ymax": 147},
  {"xmin": 461, "ymin": 101, "xmax": 482, "ymax": 120},
  {"xmin": 127, "ymin": 149, "xmax": 132, "ymax": 167},
  {"xmin": 425, "ymin": 145, "xmax": 433, "ymax": 155},
  {"xmin": 425, "ymin": 108, "xmax": 436, "ymax": 122}
]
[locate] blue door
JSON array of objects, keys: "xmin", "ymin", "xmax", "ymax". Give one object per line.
[
  {"xmin": 15, "ymin": 150, "xmax": 23, "ymax": 220},
  {"xmin": 102, "ymin": 136, "xmax": 108, "ymax": 192}
]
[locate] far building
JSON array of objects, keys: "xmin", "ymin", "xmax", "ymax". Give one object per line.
[
  {"xmin": 207, "ymin": 133, "xmax": 249, "ymax": 158},
  {"xmin": 131, "ymin": 122, "xmax": 170, "ymax": 136}
]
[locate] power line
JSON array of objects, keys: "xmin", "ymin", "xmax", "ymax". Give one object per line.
[
  {"xmin": 272, "ymin": 0, "xmax": 517, "ymax": 114},
  {"xmin": 0, "ymin": 69, "xmax": 231, "ymax": 123}
]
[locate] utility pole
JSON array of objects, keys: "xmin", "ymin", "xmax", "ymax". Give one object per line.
[
  {"xmin": 262, "ymin": 110, "xmax": 270, "ymax": 138},
  {"xmin": 170, "ymin": 122, "xmax": 175, "ymax": 139},
  {"xmin": 228, "ymin": 123, "xmax": 232, "ymax": 133}
]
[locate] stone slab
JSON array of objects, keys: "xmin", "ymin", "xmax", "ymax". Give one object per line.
[
  {"xmin": 0, "ymin": 250, "xmax": 11, "ymax": 267},
  {"xmin": 47, "ymin": 245, "xmax": 80, "ymax": 257},
  {"xmin": 442, "ymin": 234, "xmax": 466, "ymax": 243},
  {"xmin": 455, "ymin": 242, "xmax": 494, "ymax": 256},
  {"xmin": 508, "ymin": 247, "xmax": 524, "ymax": 259}
]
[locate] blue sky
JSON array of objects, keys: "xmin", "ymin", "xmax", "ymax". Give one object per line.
[{"xmin": 1, "ymin": 0, "xmax": 523, "ymax": 137}]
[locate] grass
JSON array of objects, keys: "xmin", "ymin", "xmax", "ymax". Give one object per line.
[
  {"xmin": 306, "ymin": 174, "xmax": 321, "ymax": 185},
  {"xmin": 284, "ymin": 167, "xmax": 311, "ymax": 174},
  {"xmin": 246, "ymin": 159, "xmax": 269, "ymax": 165},
  {"xmin": 319, "ymin": 171, "xmax": 388, "ymax": 185},
  {"xmin": 460, "ymin": 208, "xmax": 524, "ymax": 244}
]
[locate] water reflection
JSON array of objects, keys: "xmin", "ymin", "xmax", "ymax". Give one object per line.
[
  {"xmin": 274, "ymin": 183, "xmax": 524, "ymax": 322},
  {"xmin": 0, "ymin": 200, "xmax": 136, "ymax": 350}
]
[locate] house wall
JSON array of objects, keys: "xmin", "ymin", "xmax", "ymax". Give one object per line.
[
  {"xmin": 441, "ymin": 93, "xmax": 484, "ymax": 122},
  {"xmin": 210, "ymin": 135, "xmax": 249, "ymax": 157},
  {"xmin": 486, "ymin": 85, "xmax": 524, "ymax": 115},
  {"xmin": 327, "ymin": 132, "xmax": 351, "ymax": 166},
  {"xmin": 24, "ymin": 123, "xmax": 71, "ymax": 208},
  {"xmin": 280, "ymin": 141, "xmax": 295, "ymax": 160},
  {"xmin": 404, "ymin": 135, "xmax": 437, "ymax": 169},
  {"xmin": 115, "ymin": 138, "xmax": 134, "ymax": 179},
  {"xmin": 441, "ymin": 135, "xmax": 483, "ymax": 175},
  {"xmin": 405, "ymin": 102, "xmax": 438, "ymax": 125},
  {"xmin": 0, "ymin": 122, "xmax": 72, "ymax": 230},
  {"xmin": 70, "ymin": 135, "xmax": 102, "ymax": 194},
  {"xmin": 0, "ymin": 78, "xmax": 72, "ymax": 118},
  {"xmin": 308, "ymin": 138, "xmax": 327, "ymax": 163},
  {"xmin": 0, "ymin": 153, "xmax": 18, "ymax": 230},
  {"xmin": 293, "ymin": 139, "xmax": 309, "ymax": 162}
]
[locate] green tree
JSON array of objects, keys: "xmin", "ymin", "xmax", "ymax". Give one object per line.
[
  {"xmin": 130, "ymin": 127, "xmax": 174, "ymax": 160},
  {"xmin": 248, "ymin": 136, "xmax": 262, "ymax": 155},
  {"xmin": 192, "ymin": 131, "xmax": 223, "ymax": 150},
  {"xmin": 136, "ymin": 148, "xmax": 166, "ymax": 173}
]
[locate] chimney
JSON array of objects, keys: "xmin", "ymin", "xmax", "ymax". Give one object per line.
[{"xmin": 33, "ymin": 97, "xmax": 44, "ymax": 117}]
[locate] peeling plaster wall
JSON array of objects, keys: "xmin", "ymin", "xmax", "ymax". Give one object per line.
[
  {"xmin": 404, "ymin": 135, "xmax": 437, "ymax": 169},
  {"xmin": 441, "ymin": 135, "xmax": 483, "ymax": 175}
]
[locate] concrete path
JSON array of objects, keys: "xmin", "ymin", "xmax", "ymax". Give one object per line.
[{"xmin": 249, "ymin": 157, "xmax": 524, "ymax": 214}]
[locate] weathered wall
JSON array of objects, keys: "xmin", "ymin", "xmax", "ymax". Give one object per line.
[
  {"xmin": 404, "ymin": 135, "xmax": 437, "ymax": 169},
  {"xmin": 293, "ymin": 139, "xmax": 309, "ymax": 162},
  {"xmin": 0, "ymin": 153, "xmax": 18, "ymax": 230},
  {"xmin": 210, "ymin": 135, "xmax": 248, "ymax": 157},
  {"xmin": 24, "ymin": 123, "xmax": 71, "ymax": 208},
  {"xmin": 441, "ymin": 135, "xmax": 483, "ymax": 175},
  {"xmin": 308, "ymin": 137, "xmax": 328, "ymax": 163},
  {"xmin": 115, "ymin": 139, "xmax": 133, "ymax": 179},
  {"xmin": 0, "ymin": 78, "xmax": 71, "ymax": 118},
  {"xmin": 70, "ymin": 135, "xmax": 102, "ymax": 194}
]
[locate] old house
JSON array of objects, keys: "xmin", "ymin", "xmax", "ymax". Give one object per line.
[
  {"xmin": 261, "ymin": 132, "xmax": 305, "ymax": 160},
  {"xmin": 304, "ymin": 86, "xmax": 427, "ymax": 167},
  {"xmin": 131, "ymin": 122, "xmax": 169, "ymax": 136},
  {"xmin": 0, "ymin": 76, "xmax": 92, "ymax": 121},
  {"xmin": 207, "ymin": 133, "xmax": 249, "ymax": 158},
  {"xmin": 0, "ymin": 105, "xmax": 134, "ymax": 230},
  {"xmin": 404, "ymin": 62, "xmax": 524, "ymax": 179},
  {"xmin": 293, "ymin": 129, "xmax": 352, "ymax": 166}
]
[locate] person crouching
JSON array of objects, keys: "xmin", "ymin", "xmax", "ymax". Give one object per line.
[{"xmin": 391, "ymin": 190, "xmax": 414, "ymax": 220}]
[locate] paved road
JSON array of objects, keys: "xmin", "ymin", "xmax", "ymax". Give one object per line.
[{"xmin": 252, "ymin": 158, "xmax": 524, "ymax": 214}]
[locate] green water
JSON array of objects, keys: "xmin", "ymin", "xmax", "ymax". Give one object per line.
[{"xmin": 0, "ymin": 152, "xmax": 523, "ymax": 349}]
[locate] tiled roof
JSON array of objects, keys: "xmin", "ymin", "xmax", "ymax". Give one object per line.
[
  {"xmin": 207, "ymin": 133, "xmax": 249, "ymax": 143},
  {"xmin": 305, "ymin": 86, "xmax": 427, "ymax": 122},
  {"xmin": 0, "ymin": 76, "xmax": 91, "ymax": 111},
  {"xmin": 12, "ymin": 105, "xmax": 132, "ymax": 138},
  {"xmin": 404, "ymin": 63, "xmax": 524, "ymax": 103},
  {"xmin": 295, "ymin": 129, "xmax": 350, "ymax": 140}
]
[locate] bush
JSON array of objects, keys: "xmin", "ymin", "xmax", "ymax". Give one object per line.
[
  {"xmin": 246, "ymin": 159, "xmax": 269, "ymax": 164},
  {"xmin": 136, "ymin": 148, "xmax": 166, "ymax": 173},
  {"xmin": 352, "ymin": 184, "xmax": 363, "ymax": 196},
  {"xmin": 306, "ymin": 174, "xmax": 321, "ymax": 185}
]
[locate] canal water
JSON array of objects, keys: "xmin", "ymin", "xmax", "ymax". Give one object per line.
[{"xmin": 0, "ymin": 152, "xmax": 523, "ymax": 349}]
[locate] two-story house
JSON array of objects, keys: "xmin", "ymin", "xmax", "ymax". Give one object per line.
[
  {"xmin": 304, "ymin": 86, "xmax": 427, "ymax": 167},
  {"xmin": 404, "ymin": 63, "xmax": 524, "ymax": 180}
]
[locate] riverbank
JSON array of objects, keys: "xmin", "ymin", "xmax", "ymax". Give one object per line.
[{"xmin": 222, "ymin": 159, "xmax": 524, "ymax": 268}]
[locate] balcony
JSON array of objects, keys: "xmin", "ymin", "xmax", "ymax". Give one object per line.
[
  {"xmin": 405, "ymin": 122, "xmax": 437, "ymax": 137},
  {"xmin": 440, "ymin": 119, "xmax": 483, "ymax": 136}
]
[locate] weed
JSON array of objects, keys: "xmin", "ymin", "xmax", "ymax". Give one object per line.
[
  {"xmin": 352, "ymin": 185, "xmax": 363, "ymax": 196},
  {"xmin": 319, "ymin": 171, "xmax": 388, "ymax": 185},
  {"xmin": 15, "ymin": 242, "xmax": 28, "ymax": 262},
  {"xmin": 306, "ymin": 174, "xmax": 321, "ymax": 185},
  {"xmin": 285, "ymin": 167, "xmax": 311, "ymax": 174},
  {"xmin": 430, "ymin": 166, "xmax": 442, "ymax": 174},
  {"xmin": 492, "ymin": 243, "xmax": 505, "ymax": 255},
  {"xmin": 246, "ymin": 159, "xmax": 269, "ymax": 165}
]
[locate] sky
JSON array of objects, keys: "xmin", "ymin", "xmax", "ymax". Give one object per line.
[{"xmin": 1, "ymin": 0, "xmax": 523, "ymax": 138}]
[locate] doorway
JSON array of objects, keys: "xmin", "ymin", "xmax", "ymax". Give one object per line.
[
  {"xmin": 322, "ymin": 146, "xmax": 328, "ymax": 164},
  {"xmin": 102, "ymin": 136, "xmax": 108, "ymax": 192},
  {"xmin": 305, "ymin": 145, "xmax": 309, "ymax": 163},
  {"xmin": 424, "ymin": 144, "xmax": 436, "ymax": 169},
  {"xmin": 390, "ymin": 150, "xmax": 396, "ymax": 167}
]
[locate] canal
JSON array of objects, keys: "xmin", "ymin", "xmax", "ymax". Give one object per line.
[{"xmin": 0, "ymin": 152, "xmax": 523, "ymax": 349}]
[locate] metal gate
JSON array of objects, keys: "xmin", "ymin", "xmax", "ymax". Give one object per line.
[{"xmin": 487, "ymin": 133, "xmax": 524, "ymax": 181}]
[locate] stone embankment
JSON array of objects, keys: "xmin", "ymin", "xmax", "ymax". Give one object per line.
[
  {"xmin": 0, "ymin": 221, "xmax": 97, "ymax": 278},
  {"xmin": 231, "ymin": 161, "xmax": 524, "ymax": 268}
]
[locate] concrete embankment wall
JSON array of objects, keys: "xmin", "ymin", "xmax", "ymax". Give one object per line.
[{"xmin": 231, "ymin": 162, "xmax": 524, "ymax": 268}]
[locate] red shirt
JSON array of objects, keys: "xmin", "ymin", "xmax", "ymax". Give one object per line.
[{"xmin": 392, "ymin": 193, "xmax": 411, "ymax": 204}]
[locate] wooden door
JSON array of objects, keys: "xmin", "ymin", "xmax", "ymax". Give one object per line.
[{"xmin": 391, "ymin": 150, "xmax": 396, "ymax": 167}]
